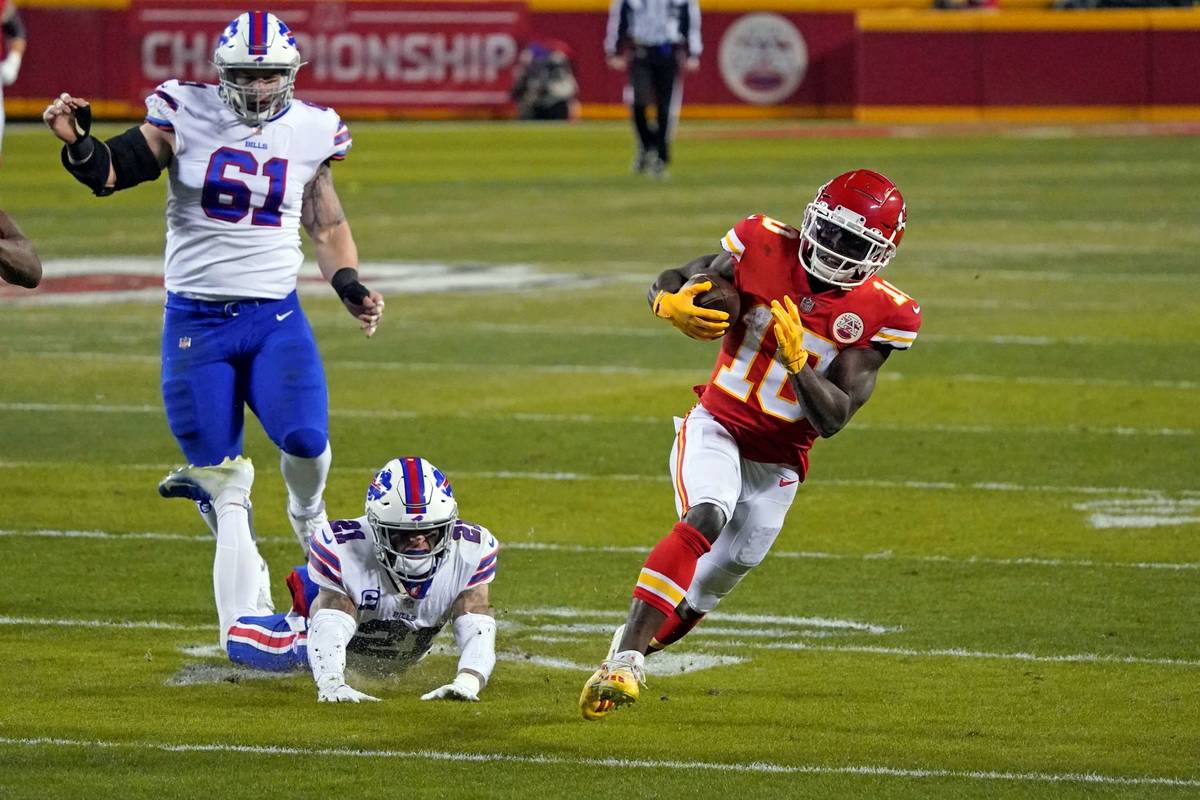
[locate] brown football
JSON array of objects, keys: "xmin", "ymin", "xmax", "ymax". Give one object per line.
[{"xmin": 683, "ymin": 272, "xmax": 741, "ymax": 323}]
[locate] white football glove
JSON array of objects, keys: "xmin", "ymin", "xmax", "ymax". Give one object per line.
[
  {"xmin": 0, "ymin": 52, "xmax": 21, "ymax": 87},
  {"xmin": 316, "ymin": 676, "xmax": 379, "ymax": 704},
  {"xmin": 420, "ymin": 672, "xmax": 481, "ymax": 702}
]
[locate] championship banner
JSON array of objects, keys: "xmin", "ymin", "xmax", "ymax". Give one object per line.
[{"xmin": 129, "ymin": 1, "xmax": 529, "ymax": 114}]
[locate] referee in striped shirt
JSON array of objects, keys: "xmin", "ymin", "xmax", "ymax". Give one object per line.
[{"xmin": 605, "ymin": 0, "xmax": 701, "ymax": 178}]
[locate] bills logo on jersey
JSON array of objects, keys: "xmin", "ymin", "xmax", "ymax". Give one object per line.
[
  {"xmin": 833, "ymin": 312, "xmax": 865, "ymax": 344},
  {"xmin": 367, "ymin": 469, "xmax": 393, "ymax": 501}
]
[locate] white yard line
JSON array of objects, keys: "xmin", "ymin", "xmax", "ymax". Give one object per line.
[
  {"xmin": 4, "ymin": 527, "xmax": 1195, "ymax": 571},
  {"xmin": 8, "ymin": 351, "xmax": 1199, "ymax": 390},
  {"xmin": 0, "ymin": 737, "xmax": 1194, "ymax": 787},
  {"xmin": 739, "ymin": 641, "xmax": 1200, "ymax": 669},
  {"xmin": 4, "ymin": 612, "xmax": 1198, "ymax": 670},
  {"xmin": 0, "ymin": 401, "xmax": 1193, "ymax": 438}
]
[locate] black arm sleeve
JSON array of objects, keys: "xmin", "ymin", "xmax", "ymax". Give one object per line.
[
  {"xmin": 60, "ymin": 126, "xmax": 163, "ymax": 197},
  {"xmin": 2, "ymin": 10, "xmax": 25, "ymax": 41}
]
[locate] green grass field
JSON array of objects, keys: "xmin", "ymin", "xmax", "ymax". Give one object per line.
[{"xmin": 0, "ymin": 119, "xmax": 1198, "ymax": 798}]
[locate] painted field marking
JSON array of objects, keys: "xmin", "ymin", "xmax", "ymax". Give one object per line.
[
  {"xmin": 0, "ymin": 615, "xmax": 210, "ymax": 632},
  {"xmin": 0, "ymin": 401, "xmax": 1193, "ymax": 438},
  {"xmin": 0, "ymin": 737, "xmax": 1196, "ymax": 788},
  {"xmin": 1074, "ymin": 497, "xmax": 1200, "ymax": 530},
  {"xmin": 0, "ymin": 260, "xmax": 623, "ymax": 306},
  {"xmin": 7, "ymin": 350, "xmax": 1199, "ymax": 390},
  {"xmin": 5, "ymin": 612, "xmax": 1198, "ymax": 671},
  {"xmin": 742, "ymin": 641, "xmax": 1200, "ymax": 669},
  {"xmin": 3, "ymin": 528, "xmax": 1198, "ymax": 572},
  {"xmin": 1, "ymin": 462, "xmax": 1196, "ymax": 501}
]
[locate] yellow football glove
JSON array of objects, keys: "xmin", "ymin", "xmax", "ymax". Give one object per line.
[
  {"xmin": 770, "ymin": 296, "xmax": 810, "ymax": 374},
  {"xmin": 653, "ymin": 281, "xmax": 730, "ymax": 341}
]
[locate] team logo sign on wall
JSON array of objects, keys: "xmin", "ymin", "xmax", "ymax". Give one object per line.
[{"xmin": 718, "ymin": 13, "xmax": 808, "ymax": 105}]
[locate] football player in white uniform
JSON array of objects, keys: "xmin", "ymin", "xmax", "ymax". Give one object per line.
[
  {"xmin": 42, "ymin": 11, "xmax": 384, "ymax": 552},
  {"xmin": 159, "ymin": 455, "xmax": 499, "ymax": 703}
]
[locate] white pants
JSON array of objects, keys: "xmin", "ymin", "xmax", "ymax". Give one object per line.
[{"xmin": 668, "ymin": 405, "xmax": 800, "ymax": 614}]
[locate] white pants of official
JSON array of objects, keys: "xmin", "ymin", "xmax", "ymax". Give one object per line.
[{"xmin": 668, "ymin": 405, "xmax": 800, "ymax": 614}]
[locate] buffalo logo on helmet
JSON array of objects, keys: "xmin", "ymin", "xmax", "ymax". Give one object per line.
[
  {"xmin": 366, "ymin": 468, "xmax": 393, "ymax": 501},
  {"xmin": 833, "ymin": 312, "xmax": 865, "ymax": 344}
]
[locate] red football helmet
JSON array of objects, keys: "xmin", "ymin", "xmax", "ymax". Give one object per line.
[{"xmin": 799, "ymin": 169, "xmax": 906, "ymax": 288}]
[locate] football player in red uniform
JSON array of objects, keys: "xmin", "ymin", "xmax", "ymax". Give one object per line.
[{"xmin": 580, "ymin": 169, "xmax": 921, "ymax": 720}]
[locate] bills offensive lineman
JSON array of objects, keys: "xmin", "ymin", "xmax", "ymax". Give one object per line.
[
  {"xmin": 42, "ymin": 11, "xmax": 383, "ymax": 551},
  {"xmin": 159, "ymin": 456, "xmax": 499, "ymax": 702}
]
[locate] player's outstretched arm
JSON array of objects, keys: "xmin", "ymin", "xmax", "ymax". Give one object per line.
[
  {"xmin": 421, "ymin": 585, "xmax": 496, "ymax": 702},
  {"xmin": 0, "ymin": 210, "xmax": 42, "ymax": 288},
  {"xmin": 302, "ymin": 163, "xmax": 385, "ymax": 338},
  {"xmin": 647, "ymin": 251, "xmax": 734, "ymax": 340},
  {"xmin": 43, "ymin": 94, "xmax": 173, "ymax": 197},
  {"xmin": 308, "ymin": 588, "xmax": 378, "ymax": 703},
  {"xmin": 771, "ymin": 296, "xmax": 889, "ymax": 437},
  {"xmin": 46, "ymin": 95, "xmax": 174, "ymax": 186}
]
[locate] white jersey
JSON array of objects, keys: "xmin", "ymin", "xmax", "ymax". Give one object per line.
[
  {"xmin": 144, "ymin": 81, "xmax": 351, "ymax": 300},
  {"xmin": 306, "ymin": 515, "xmax": 498, "ymax": 663}
]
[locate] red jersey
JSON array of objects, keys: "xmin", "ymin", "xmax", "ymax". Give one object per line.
[{"xmin": 696, "ymin": 214, "xmax": 922, "ymax": 475}]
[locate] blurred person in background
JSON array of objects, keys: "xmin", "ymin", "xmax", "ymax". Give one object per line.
[
  {"xmin": 605, "ymin": 0, "xmax": 701, "ymax": 179},
  {"xmin": 511, "ymin": 39, "xmax": 580, "ymax": 121},
  {"xmin": 0, "ymin": 208, "xmax": 40, "ymax": 287},
  {"xmin": 0, "ymin": 0, "xmax": 27, "ymax": 158},
  {"xmin": 43, "ymin": 11, "xmax": 383, "ymax": 556}
]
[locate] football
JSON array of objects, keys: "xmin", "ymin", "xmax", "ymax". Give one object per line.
[{"xmin": 683, "ymin": 272, "xmax": 741, "ymax": 322}]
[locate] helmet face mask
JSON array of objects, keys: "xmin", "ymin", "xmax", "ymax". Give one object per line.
[
  {"xmin": 213, "ymin": 12, "xmax": 303, "ymax": 125},
  {"xmin": 799, "ymin": 170, "xmax": 906, "ymax": 289},
  {"xmin": 364, "ymin": 458, "xmax": 458, "ymax": 585},
  {"xmin": 367, "ymin": 513, "xmax": 455, "ymax": 583}
]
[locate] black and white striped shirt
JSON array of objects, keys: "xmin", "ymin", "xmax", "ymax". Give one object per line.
[{"xmin": 605, "ymin": 0, "xmax": 702, "ymax": 57}]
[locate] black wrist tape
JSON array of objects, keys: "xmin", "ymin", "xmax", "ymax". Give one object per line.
[
  {"xmin": 331, "ymin": 267, "xmax": 369, "ymax": 304},
  {"xmin": 66, "ymin": 134, "xmax": 96, "ymax": 164}
]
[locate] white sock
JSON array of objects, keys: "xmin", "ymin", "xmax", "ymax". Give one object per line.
[
  {"xmin": 212, "ymin": 488, "xmax": 264, "ymax": 651},
  {"xmin": 613, "ymin": 650, "xmax": 646, "ymax": 670},
  {"xmin": 196, "ymin": 501, "xmax": 218, "ymax": 536},
  {"xmin": 280, "ymin": 443, "xmax": 331, "ymax": 519}
]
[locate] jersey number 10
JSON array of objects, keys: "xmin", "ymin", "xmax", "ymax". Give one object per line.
[{"xmin": 202, "ymin": 147, "xmax": 289, "ymax": 227}]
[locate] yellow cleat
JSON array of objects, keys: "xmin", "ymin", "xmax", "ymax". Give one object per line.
[{"xmin": 579, "ymin": 658, "xmax": 643, "ymax": 721}]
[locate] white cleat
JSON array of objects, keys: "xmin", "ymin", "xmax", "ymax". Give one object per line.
[
  {"xmin": 288, "ymin": 503, "xmax": 327, "ymax": 553},
  {"xmin": 606, "ymin": 624, "xmax": 626, "ymax": 660},
  {"xmin": 158, "ymin": 456, "xmax": 254, "ymax": 504},
  {"xmin": 256, "ymin": 556, "xmax": 275, "ymax": 614}
]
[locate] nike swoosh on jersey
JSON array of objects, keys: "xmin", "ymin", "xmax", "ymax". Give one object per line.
[
  {"xmin": 276, "ymin": 310, "xmax": 295, "ymax": 322},
  {"xmin": 911, "ymin": 304, "xmax": 920, "ymax": 314},
  {"xmin": 779, "ymin": 478, "xmax": 799, "ymax": 487}
]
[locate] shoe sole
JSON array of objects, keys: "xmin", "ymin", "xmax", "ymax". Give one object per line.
[
  {"xmin": 158, "ymin": 476, "xmax": 211, "ymax": 502},
  {"xmin": 579, "ymin": 678, "xmax": 639, "ymax": 721}
]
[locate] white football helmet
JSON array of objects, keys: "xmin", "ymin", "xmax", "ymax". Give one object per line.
[
  {"xmin": 213, "ymin": 11, "xmax": 303, "ymax": 125},
  {"xmin": 365, "ymin": 457, "xmax": 458, "ymax": 585}
]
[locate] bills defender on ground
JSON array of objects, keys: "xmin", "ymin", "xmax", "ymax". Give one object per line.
[
  {"xmin": 42, "ymin": 11, "xmax": 384, "ymax": 554},
  {"xmin": 159, "ymin": 456, "xmax": 499, "ymax": 703},
  {"xmin": 580, "ymin": 169, "xmax": 921, "ymax": 719}
]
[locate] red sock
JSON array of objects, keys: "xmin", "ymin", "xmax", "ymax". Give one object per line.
[
  {"xmin": 632, "ymin": 521, "xmax": 711, "ymax": 617},
  {"xmin": 649, "ymin": 609, "xmax": 707, "ymax": 652}
]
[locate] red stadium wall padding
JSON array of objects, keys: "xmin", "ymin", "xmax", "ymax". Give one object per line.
[
  {"xmin": 6, "ymin": 4, "xmax": 1200, "ymax": 120},
  {"xmin": 529, "ymin": 10, "xmax": 858, "ymax": 113}
]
